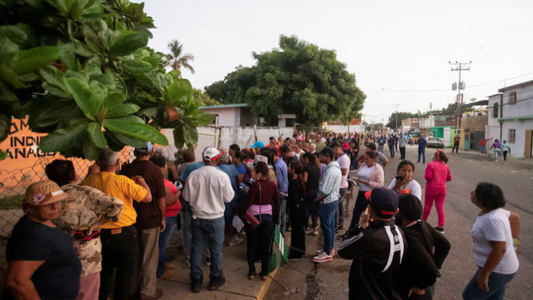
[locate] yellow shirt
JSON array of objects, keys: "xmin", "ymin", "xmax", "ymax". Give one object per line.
[{"xmin": 82, "ymin": 172, "xmax": 147, "ymax": 229}]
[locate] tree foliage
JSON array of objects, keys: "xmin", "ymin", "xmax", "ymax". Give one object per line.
[
  {"xmin": 0, "ymin": 0, "xmax": 213, "ymax": 160},
  {"xmin": 386, "ymin": 112, "xmax": 418, "ymax": 129},
  {"xmin": 164, "ymin": 39, "xmax": 195, "ymax": 74},
  {"xmin": 205, "ymin": 36, "xmax": 365, "ymax": 126},
  {"xmin": 192, "ymin": 88, "xmax": 219, "ymax": 106}
]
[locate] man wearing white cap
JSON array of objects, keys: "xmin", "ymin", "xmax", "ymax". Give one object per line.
[{"xmin": 183, "ymin": 147, "xmax": 235, "ymax": 293}]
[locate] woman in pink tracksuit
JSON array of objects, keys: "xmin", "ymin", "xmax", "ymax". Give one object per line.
[{"xmin": 423, "ymin": 149, "xmax": 452, "ymax": 234}]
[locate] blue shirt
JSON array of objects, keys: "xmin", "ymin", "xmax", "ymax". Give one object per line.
[
  {"xmin": 236, "ymin": 163, "xmax": 246, "ymax": 177},
  {"xmin": 274, "ymin": 158, "xmax": 288, "ymax": 193},
  {"xmin": 218, "ymin": 164, "xmax": 240, "ymax": 191},
  {"xmin": 180, "ymin": 162, "xmax": 221, "ymax": 182},
  {"xmin": 418, "ymin": 137, "xmax": 427, "ymax": 149}
]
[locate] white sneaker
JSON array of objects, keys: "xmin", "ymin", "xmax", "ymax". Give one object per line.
[
  {"xmin": 305, "ymin": 228, "xmax": 311, "ymax": 235},
  {"xmin": 313, "ymin": 253, "xmax": 333, "ymax": 263},
  {"xmin": 313, "ymin": 227, "xmax": 319, "ymax": 236},
  {"xmin": 316, "ymin": 249, "xmax": 335, "ymax": 256}
]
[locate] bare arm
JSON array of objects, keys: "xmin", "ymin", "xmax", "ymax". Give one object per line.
[
  {"xmin": 158, "ymin": 197, "xmax": 166, "ymax": 232},
  {"xmin": 165, "ymin": 187, "xmax": 180, "ymax": 206},
  {"xmin": 341, "ymin": 169, "xmax": 348, "ymax": 176},
  {"xmin": 5, "ymin": 260, "xmax": 44, "ymax": 300},
  {"xmin": 509, "ymin": 212, "xmax": 521, "ymax": 239},
  {"xmin": 303, "ymin": 172, "xmax": 308, "ymax": 183},
  {"xmin": 133, "ymin": 177, "xmax": 152, "ymax": 203}
]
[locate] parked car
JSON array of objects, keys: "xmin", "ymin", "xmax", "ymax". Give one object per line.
[{"xmin": 427, "ymin": 137, "xmax": 445, "ymax": 148}]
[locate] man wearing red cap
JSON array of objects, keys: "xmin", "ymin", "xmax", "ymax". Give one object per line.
[
  {"xmin": 183, "ymin": 147, "xmax": 235, "ymax": 293},
  {"xmin": 338, "ymin": 188, "xmax": 406, "ymax": 300}
]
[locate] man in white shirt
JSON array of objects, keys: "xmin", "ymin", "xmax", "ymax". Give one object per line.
[
  {"xmin": 332, "ymin": 143, "xmax": 350, "ymax": 231},
  {"xmin": 184, "ymin": 147, "xmax": 234, "ymax": 293}
]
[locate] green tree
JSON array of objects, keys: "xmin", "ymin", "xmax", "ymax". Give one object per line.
[
  {"xmin": 0, "ymin": 0, "xmax": 212, "ymax": 160},
  {"xmin": 205, "ymin": 36, "xmax": 365, "ymax": 126},
  {"xmin": 164, "ymin": 39, "xmax": 195, "ymax": 74},
  {"xmin": 192, "ymin": 88, "xmax": 219, "ymax": 106},
  {"xmin": 386, "ymin": 112, "xmax": 418, "ymax": 129}
]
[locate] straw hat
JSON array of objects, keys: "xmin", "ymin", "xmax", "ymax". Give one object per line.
[{"xmin": 24, "ymin": 180, "xmax": 68, "ymax": 207}]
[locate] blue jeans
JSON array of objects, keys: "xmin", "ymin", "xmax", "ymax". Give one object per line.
[
  {"xmin": 389, "ymin": 146, "xmax": 395, "ymax": 157},
  {"xmin": 462, "ymin": 268, "xmax": 515, "ymax": 300},
  {"xmin": 350, "ymin": 153, "xmax": 358, "ymax": 170},
  {"xmin": 480, "ymin": 145, "xmax": 486, "ymax": 154},
  {"xmin": 494, "ymin": 149, "xmax": 500, "ymax": 161},
  {"xmin": 317, "ymin": 200, "xmax": 338, "ymax": 256},
  {"xmin": 190, "ymin": 217, "xmax": 225, "ymax": 280},
  {"xmin": 157, "ymin": 215, "xmax": 177, "ymax": 276},
  {"xmin": 279, "ymin": 196, "xmax": 287, "ymax": 235},
  {"xmin": 418, "ymin": 148, "xmax": 426, "ymax": 163}
]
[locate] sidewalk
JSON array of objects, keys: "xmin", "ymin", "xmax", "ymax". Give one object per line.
[{"xmin": 157, "ymin": 228, "xmax": 319, "ymax": 300}]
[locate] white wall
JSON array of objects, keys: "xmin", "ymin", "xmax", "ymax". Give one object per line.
[
  {"xmin": 219, "ymin": 127, "xmax": 294, "ymax": 149},
  {"xmin": 501, "ymin": 120, "xmax": 533, "ymax": 158},
  {"xmin": 199, "ymin": 107, "xmax": 236, "ymax": 127},
  {"xmin": 443, "ymin": 128, "xmax": 451, "ymax": 147},
  {"xmin": 324, "ymin": 124, "xmax": 365, "ymax": 134}
]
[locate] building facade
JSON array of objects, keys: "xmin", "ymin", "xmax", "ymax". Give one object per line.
[{"xmin": 486, "ymin": 80, "xmax": 533, "ymax": 158}]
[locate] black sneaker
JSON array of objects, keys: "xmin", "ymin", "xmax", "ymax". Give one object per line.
[
  {"xmin": 191, "ymin": 276, "xmax": 203, "ymax": 293},
  {"xmin": 207, "ymin": 276, "xmax": 226, "ymax": 291},
  {"xmin": 434, "ymin": 227, "xmax": 445, "ymax": 234}
]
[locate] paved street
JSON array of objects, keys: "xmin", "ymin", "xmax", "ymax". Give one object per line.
[{"xmin": 266, "ymin": 144, "xmax": 533, "ymax": 299}]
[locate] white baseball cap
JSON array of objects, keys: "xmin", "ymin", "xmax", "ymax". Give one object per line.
[{"xmin": 202, "ymin": 147, "xmax": 222, "ymax": 161}]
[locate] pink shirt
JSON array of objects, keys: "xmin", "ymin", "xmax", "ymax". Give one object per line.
[
  {"xmin": 424, "ymin": 161, "xmax": 452, "ymax": 189},
  {"xmin": 164, "ymin": 179, "xmax": 181, "ymax": 217}
]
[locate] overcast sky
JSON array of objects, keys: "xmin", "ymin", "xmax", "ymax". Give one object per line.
[{"xmin": 144, "ymin": 0, "xmax": 533, "ymax": 124}]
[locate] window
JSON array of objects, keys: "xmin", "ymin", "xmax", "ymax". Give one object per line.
[
  {"xmin": 493, "ymin": 103, "xmax": 499, "ymax": 118},
  {"xmin": 509, "ymin": 129, "xmax": 516, "ymax": 144},
  {"xmin": 509, "ymin": 92, "xmax": 517, "ymax": 105}
]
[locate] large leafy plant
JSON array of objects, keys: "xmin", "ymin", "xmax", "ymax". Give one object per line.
[{"xmin": 0, "ymin": 0, "xmax": 213, "ymax": 160}]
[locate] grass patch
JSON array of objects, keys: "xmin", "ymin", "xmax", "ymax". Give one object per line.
[{"xmin": 0, "ymin": 195, "xmax": 24, "ymax": 209}]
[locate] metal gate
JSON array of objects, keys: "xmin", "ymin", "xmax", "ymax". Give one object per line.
[{"xmin": 471, "ymin": 131, "xmax": 485, "ymax": 152}]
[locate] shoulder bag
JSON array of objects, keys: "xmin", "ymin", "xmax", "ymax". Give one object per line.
[{"xmin": 244, "ymin": 181, "xmax": 262, "ymax": 229}]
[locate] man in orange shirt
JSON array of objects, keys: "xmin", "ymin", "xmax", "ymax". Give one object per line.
[
  {"xmin": 479, "ymin": 138, "xmax": 493, "ymax": 154},
  {"xmin": 83, "ymin": 147, "xmax": 152, "ymax": 300}
]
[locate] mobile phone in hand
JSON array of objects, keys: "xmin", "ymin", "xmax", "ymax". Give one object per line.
[{"xmin": 395, "ymin": 175, "xmax": 404, "ymax": 181}]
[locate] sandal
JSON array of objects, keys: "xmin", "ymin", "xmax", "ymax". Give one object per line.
[
  {"xmin": 261, "ymin": 275, "xmax": 268, "ymax": 281},
  {"xmin": 248, "ymin": 273, "xmax": 256, "ymax": 280}
]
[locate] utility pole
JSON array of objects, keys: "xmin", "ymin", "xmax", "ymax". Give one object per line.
[
  {"xmin": 392, "ymin": 103, "xmax": 400, "ymax": 131},
  {"xmin": 449, "ymin": 61, "xmax": 471, "ymax": 132}
]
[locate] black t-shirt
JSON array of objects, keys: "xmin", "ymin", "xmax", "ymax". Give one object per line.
[
  {"xmin": 121, "ymin": 160, "xmax": 166, "ymax": 229},
  {"xmin": 3, "ymin": 216, "xmax": 81, "ymax": 300},
  {"xmin": 303, "ymin": 164, "xmax": 320, "ymax": 191}
]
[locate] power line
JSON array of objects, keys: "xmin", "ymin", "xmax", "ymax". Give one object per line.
[{"xmin": 369, "ymin": 72, "xmax": 533, "ymax": 94}]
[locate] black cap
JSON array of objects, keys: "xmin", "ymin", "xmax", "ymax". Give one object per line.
[
  {"xmin": 320, "ymin": 147, "xmax": 335, "ymax": 159},
  {"xmin": 365, "ymin": 188, "xmax": 399, "ymax": 219}
]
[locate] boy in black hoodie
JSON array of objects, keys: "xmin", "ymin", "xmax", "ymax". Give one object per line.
[{"xmin": 338, "ymin": 188, "xmax": 406, "ymax": 300}]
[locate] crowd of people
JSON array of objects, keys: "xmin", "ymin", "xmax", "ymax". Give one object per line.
[{"xmin": 1, "ymin": 130, "xmax": 523, "ymax": 300}]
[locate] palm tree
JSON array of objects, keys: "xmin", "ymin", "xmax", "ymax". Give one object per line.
[{"xmin": 164, "ymin": 40, "xmax": 195, "ymax": 74}]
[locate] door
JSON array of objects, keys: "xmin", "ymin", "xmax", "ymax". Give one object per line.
[
  {"xmin": 525, "ymin": 130, "xmax": 533, "ymax": 158},
  {"xmin": 464, "ymin": 134, "xmax": 470, "ymax": 150}
]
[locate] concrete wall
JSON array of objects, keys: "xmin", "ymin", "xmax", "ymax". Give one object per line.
[
  {"xmin": 420, "ymin": 116, "xmax": 435, "ymax": 128},
  {"xmin": 324, "ymin": 124, "xmax": 365, "ymax": 135},
  {"xmin": 200, "ymin": 107, "xmax": 237, "ymax": 127},
  {"xmin": 462, "ymin": 115, "xmax": 488, "ymax": 132},
  {"xmin": 500, "ymin": 120, "xmax": 533, "ymax": 158},
  {"xmin": 219, "ymin": 127, "xmax": 295, "ymax": 150}
]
